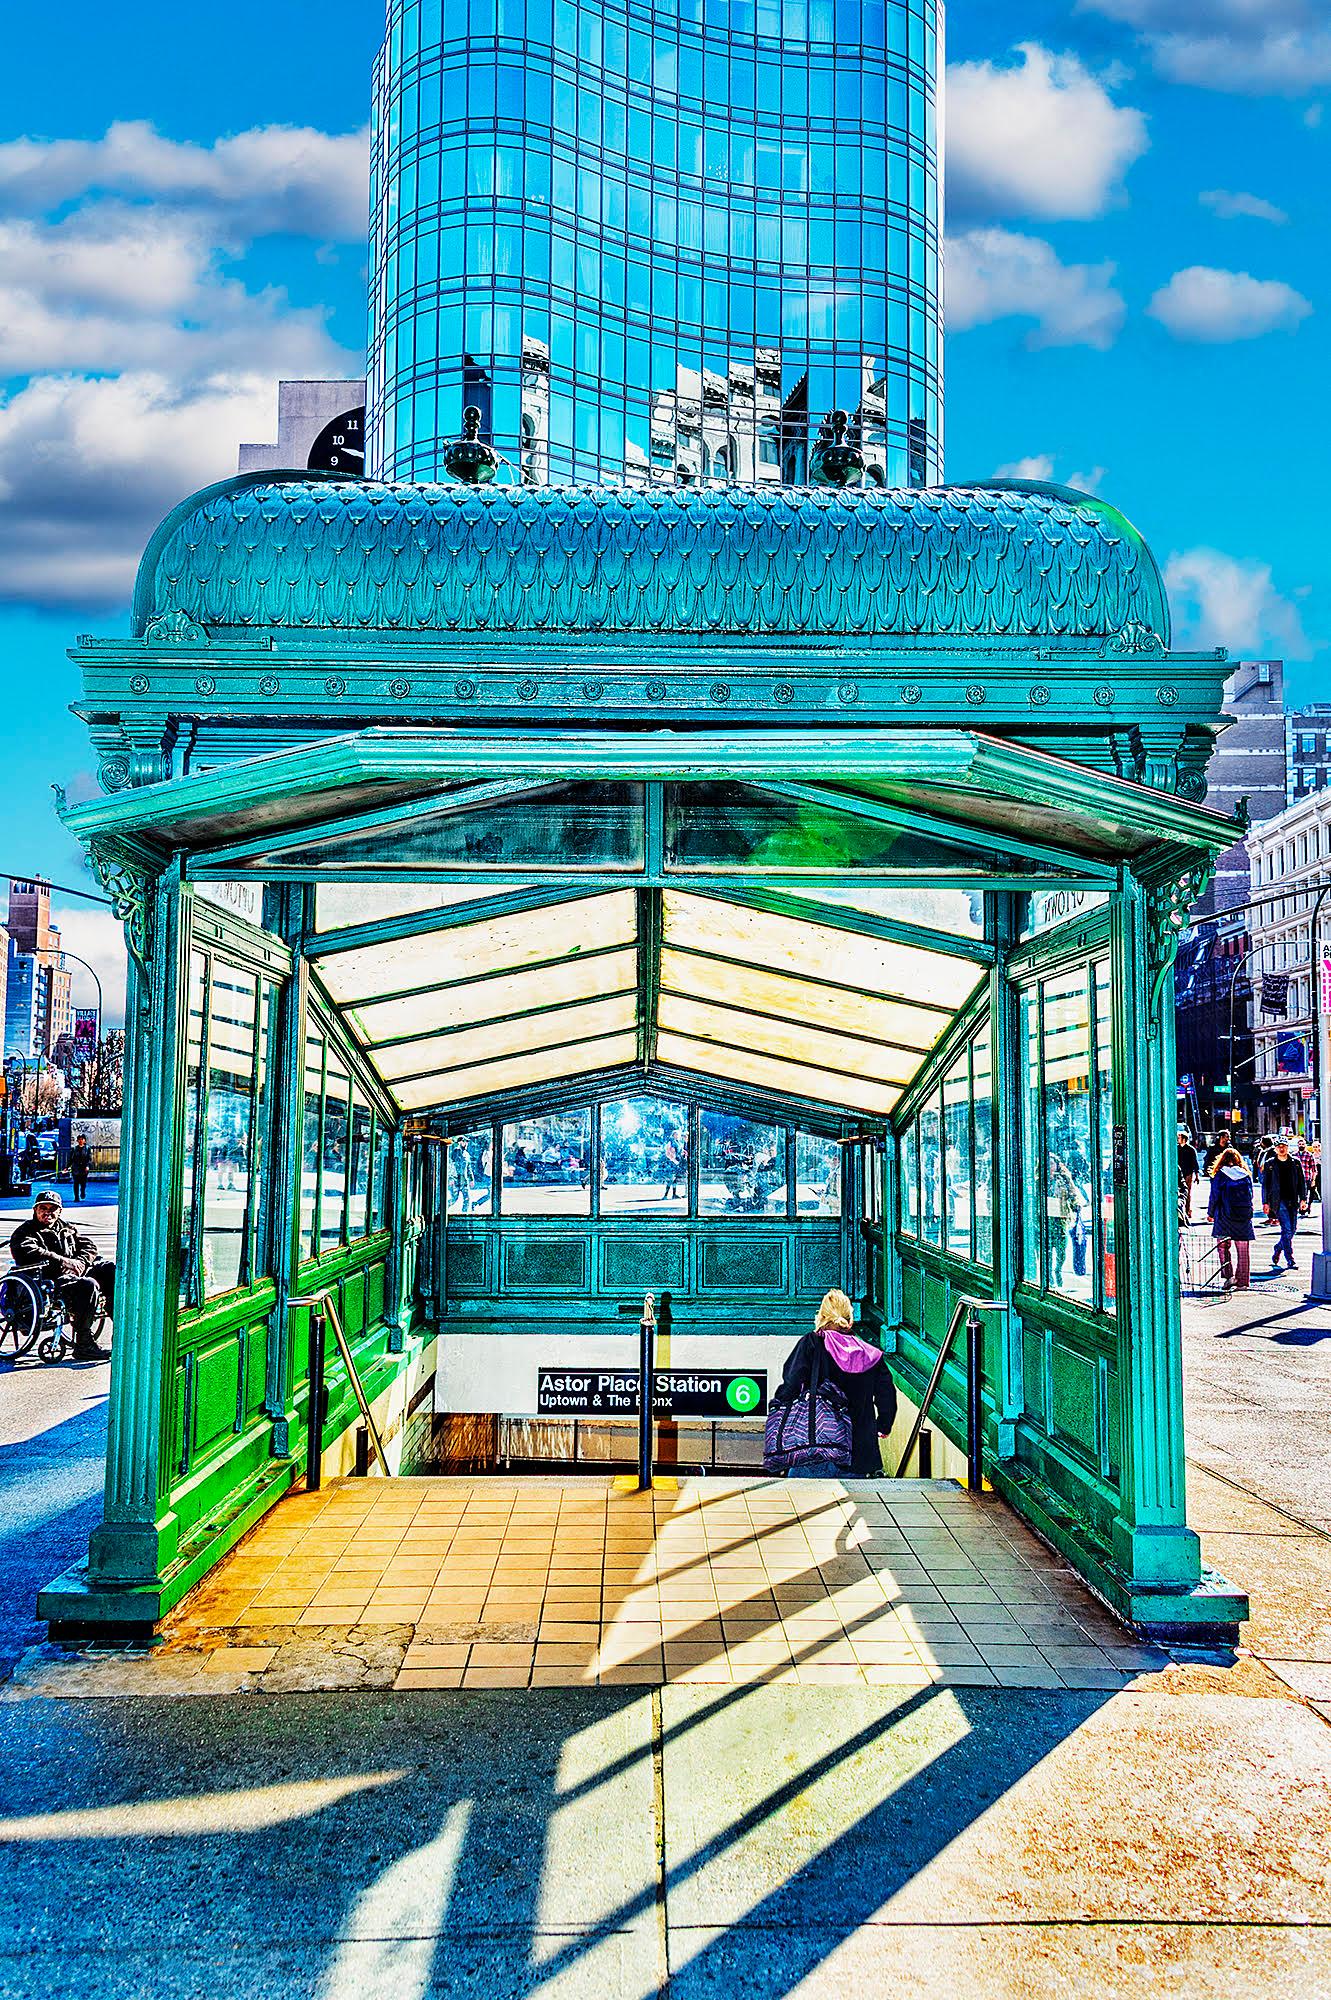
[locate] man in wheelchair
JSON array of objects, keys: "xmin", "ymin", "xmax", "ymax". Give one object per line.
[{"xmin": 9, "ymin": 1191, "xmax": 114, "ymax": 1361}]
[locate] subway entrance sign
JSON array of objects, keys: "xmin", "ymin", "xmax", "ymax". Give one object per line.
[{"xmin": 537, "ymin": 1369, "xmax": 768, "ymax": 1419}]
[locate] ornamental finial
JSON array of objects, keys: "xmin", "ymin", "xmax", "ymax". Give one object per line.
[{"xmin": 444, "ymin": 405, "xmax": 499, "ymax": 485}]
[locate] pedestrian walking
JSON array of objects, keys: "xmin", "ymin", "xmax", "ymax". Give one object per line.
[
  {"xmin": 1178, "ymin": 1129, "xmax": 1201, "ymax": 1223},
  {"xmin": 1207, "ymin": 1148, "xmax": 1254, "ymax": 1291},
  {"xmin": 1301, "ymin": 1141, "xmax": 1320, "ymax": 1214},
  {"xmin": 766, "ymin": 1289, "xmax": 897, "ymax": 1478},
  {"xmin": 1261, "ymin": 1139, "xmax": 1303, "ymax": 1272},
  {"xmin": 68, "ymin": 1136, "xmax": 91, "ymax": 1203}
]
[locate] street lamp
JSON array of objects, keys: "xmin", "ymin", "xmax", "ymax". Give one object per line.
[{"xmin": 57, "ymin": 949, "xmax": 104, "ymax": 1112}]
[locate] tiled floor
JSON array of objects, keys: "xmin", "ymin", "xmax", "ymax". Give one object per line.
[{"xmin": 161, "ymin": 1475, "xmax": 1165, "ymax": 1692}]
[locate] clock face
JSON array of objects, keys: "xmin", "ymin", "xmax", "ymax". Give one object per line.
[{"xmin": 307, "ymin": 407, "xmax": 366, "ymax": 473}]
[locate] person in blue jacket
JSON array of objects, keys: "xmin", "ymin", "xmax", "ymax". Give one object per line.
[{"xmin": 1208, "ymin": 1147, "xmax": 1255, "ymax": 1290}]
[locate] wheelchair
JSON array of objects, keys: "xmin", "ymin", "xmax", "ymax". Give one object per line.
[{"xmin": 0, "ymin": 1265, "xmax": 108, "ymax": 1364}]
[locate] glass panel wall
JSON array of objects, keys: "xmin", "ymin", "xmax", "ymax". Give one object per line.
[
  {"xmin": 502, "ymin": 1111, "xmax": 593, "ymax": 1214},
  {"xmin": 180, "ymin": 956, "xmax": 206, "ymax": 1300},
  {"xmin": 972, "ymin": 1029, "xmax": 994, "ymax": 1266},
  {"xmin": 448, "ymin": 1100, "xmax": 845, "ymax": 1222},
  {"xmin": 943, "ymin": 1051, "xmax": 971, "ymax": 1261},
  {"xmin": 300, "ymin": 1028, "xmax": 325, "ymax": 1263},
  {"xmin": 447, "ymin": 1128, "xmax": 494, "ymax": 1214},
  {"xmin": 179, "ymin": 949, "xmax": 280, "ymax": 1306},
  {"xmin": 895, "ymin": 1013, "xmax": 993, "ymax": 1271},
  {"xmin": 796, "ymin": 1131, "xmax": 842, "ymax": 1216},
  {"xmin": 321, "ymin": 1051, "xmax": 351, "ymax": 1250},
  {"xmin": 1043, "ymin": 969, "xmax": 1094, "ymax": 1304},
  {"xmin": 1020, "ymin": 989, "xmax": 1043, "ymax": 1288},
  {"xmin": 347, "ymin": 1088, "xmax": 372, "ymax": 1238},
  {"xmin": 1096, "ymin": 959, "xmax": 1116, "ymax": 1315},
  {"xmin": 296, "ymin": 1006, "xmax": 395, "ymax": 1265},
  {"xmin": 601, "ymin": 1097, "xmax": 689, "ymax": 1215},
  {"xmin": 202, "ymin": 968, "xmax": 259, "ymax": 1297},
  {"xmin": 918, "ymin": 1090, "xmax": 942, "ymax": 1247},
  {"xmin": 900, "ymin": 1121, "xmax": 919, "ymax": 1236},
  {"xmin": 1018, "ymin": 955, "xmax": 1115, "ymax": 1315},
  {"xmin": 699, "ymin": 1111, "xmax": 787, "ymax": 1216}
]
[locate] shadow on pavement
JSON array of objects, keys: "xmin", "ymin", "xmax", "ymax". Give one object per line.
[
  {"xmin": 0, "ymin": 1396, "xmax": 107, "ymax": 1680},
  {"xmin": 0, "ymin": 1681, "xmax": 1112, "ymax": 2000}
]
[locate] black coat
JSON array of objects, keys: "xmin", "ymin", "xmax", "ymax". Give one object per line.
[
  {"xmin": 1207, "ymin": 1169, "xmax": 1254, "ymax": 1243},
  {"xmin": 780, "ymin": 1331, "xmax": 897, "ymax": 1477},
  {"xmin": 9, "ymin": 1216, "xmax": 98, "ymax": 1281},
  {"xmin": 1262, "ymin": 1157, "xmax": 1303, "ymax": 1215}
]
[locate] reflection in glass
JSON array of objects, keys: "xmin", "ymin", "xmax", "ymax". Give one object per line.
[
  {"xmin": 943, "ymin": 1051, "xmax": 971, "ymax": 1261},
  {"xmin": 664, "ymin": 786, "xmax": 1041, "ymax": 879},
  {"xmin": 348, "ymin": 1091, "xmax": 373, "ymax": 1238},
  {"xmin": 1020, "ymin": 989, "xmax": 1043, "ymax": 1289},
  {"xmin": 288, "ymin": 784, "xmax": 646, "ymax": 876},
  {"xmin": 796, "ymin": 1131, "xmax": 841, "ymax": 1216},
  {"xmin": 502, "ymin": 1109, "xmax": 592, "ymax": 1215},
  {"xmin": 373, "ymin": 1125, "xmax": 392, "ymax": 1231},
  {"xmin": 900, "ymin": 1120, "xmax": 918, "ymax": 1238},
  {"xmin": 1043, "ymin": 969, "xmax": 1093, "ymax": 1303},
  {"xmin": 301, "ymin": 1029, "xmax": 324, "ymax": 1262},
  {"xmin": 202, "ymin": 968, "xmax": 257, "ymax": 1297},
  {"xmin": 447, "ymin": 1128, "xmax": 494, "ymax": 1215},
  {"xmin": 972, "ymin": 1029, "xmax": 994, "ymax": 1267},
  {"xmin": 699, "ymin": 1112, "xmax": 787, "ymax": 1215},
  {"xmin": 1096, "ymin": 958, "xmax": 1115, "ymax": 1314},
  {"xmin": 919, "ymin": 1090, "xmax": 942, "ymax": 1246},
  {"xmin": 600, "ymin": 1097, "xmax": 689, "ymax": 1215},
  {"xmin": 180, "ymin": 953, "xmax": 205, "ymax": 1300},
  {"xmin": 368, "ymin": 6, "xmax": 943, "ymax": 488},
  {"xmin": 322, "ymin": 1056, "xmax": 351, "ymax": 1249}
]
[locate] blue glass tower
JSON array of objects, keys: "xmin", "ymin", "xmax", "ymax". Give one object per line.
[{"xmin": 367, "ymin": 0, "xmax": 943, "ymax": 488}]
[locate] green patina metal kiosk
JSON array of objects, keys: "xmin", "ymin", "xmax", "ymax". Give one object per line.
[{"xmin": 41, "ymin": 473, "xmax": 1246, "ymax": 1641}]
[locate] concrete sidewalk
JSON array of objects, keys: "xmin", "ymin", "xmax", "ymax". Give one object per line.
[{"xmin": 3, "ymin": 1455, "xmax": 1330, "ymax": 1996}]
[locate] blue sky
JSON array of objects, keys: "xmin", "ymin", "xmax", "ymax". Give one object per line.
[{"xmin": 0, "ymin": 0, "xmax": 1326, "ymax": 1018}]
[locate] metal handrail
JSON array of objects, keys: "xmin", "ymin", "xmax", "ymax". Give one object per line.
[
  {"xmin": 894, "ymin": 1294, "xmax": 1007, "ymax": 1488},
  {"xmin": 295, "ymin": 1290, "xmax": 391, "ymax": 1489}
]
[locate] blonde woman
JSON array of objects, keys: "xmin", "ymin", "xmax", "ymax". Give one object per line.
[{"xmin": 774, "ymin": 1289, "xmax": 897, "ymax": 1478}]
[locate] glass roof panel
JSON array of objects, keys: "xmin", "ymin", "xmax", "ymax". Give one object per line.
[
  {"xmin": 657, "ymin": 993, "xmax": 923, "ymax": 1087},
  {"xmin": 373, "ymin": 994, "xmax": 636, "ymax": 1082},
  {"xmin": 657, "ymin": 1033, "xmax": 899, "ymax": 1117},
  {"xmin": 392, "ymin": 1033, "xmax": 639, "ymax": 1112},
  {"xmin": 315, "ymin": 883, "xmax": 531, "ymax": 932},
  {"xmin": 315, "ymin": 891, "xmax": 637, "ymax": 1004},
  {"xmin": 346, "ymin": 946, "xmax": 638, "ymax": 1044},
  {"xmin": 664, "ymin": 784, "xmax": 1047, "ymax": 877},
  {"xmin": 800, "ymin": 887, "xmax": 986, "ymax": 938},
  {"xmin": 663, "ymin": 894, "xmax": 984, "ymax": 1012},
  {"xmin": 657, "ymin": 948, "xmax": 957, "ymax": 1049},
  {"xmin": 267, "ymin": 783, "xmax": 645, "ymax": 876}
]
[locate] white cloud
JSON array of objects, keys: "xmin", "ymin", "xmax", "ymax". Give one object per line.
[
  {"xmin": 0, "ymin": 121, "xmax": 369, "ymax": 240},
  {"xmin": 1082, "ymin": 1, "xmax": 1331, "ymax": 96},
  {"xmin": 948, "ymin": 228, "xmax": 1125, "ymax": 348},
  {"xmin": 51, "ymin": 904, "xmax": 127, "ymax": 1029},
  {"xmin": 1166, "ymin": 548, "xmax": 1313, "ymax": 659},
  {"xmin": 1147, "ymin": 265, "xmax": 1312, "ymax": 341},
  {"xmin": 0, "ymin": 371, "xmax": 338, "ymax": 609},
  {"xmin": 947, "ymin": 44, "xmax": 1148, "ymax": 221},
  {"xmin": 0, "ymin": 119, "xmax": 360, "ymax": 614},
  {"xmin": 0, "ymin": 210, "xmax": 344, "ymax": 378},
  {"xmin": 995, "ymin": 454, "xmax": 1057, "ymax": 480},
  {"xmin": 1199, "ymin": 189, "xmax": 1289, "ymax": 224}
]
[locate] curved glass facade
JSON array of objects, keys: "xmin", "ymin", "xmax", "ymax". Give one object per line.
[{"xmin": 367, "ymin": 0, "xmax": 942, "ymax": 488}]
